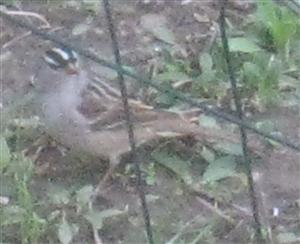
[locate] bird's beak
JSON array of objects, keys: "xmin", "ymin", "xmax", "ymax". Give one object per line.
[{"xmin": 65, "ymin": 63, "xmax": 79, "ymax": 75}]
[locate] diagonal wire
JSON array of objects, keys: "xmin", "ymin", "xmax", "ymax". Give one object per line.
[
  {"xmin": 219, "ymin": 1, "xmax": 264, "ymax": 243},
  {"xmin": 1, "ymin": 11, "xmax": 300, "ymax": 151},
  {"xmin": 101, "ymin": 1, "xmax": 154, "ymax": 243}
]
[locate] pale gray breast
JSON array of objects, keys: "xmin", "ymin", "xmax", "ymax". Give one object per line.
[
  {"xmin": 34, "ymin": 64, "xmax": 88, "ymax": 94},
  {"xmin": 35, "ymin": 66, "xmax": 90, "ymax": 133}
]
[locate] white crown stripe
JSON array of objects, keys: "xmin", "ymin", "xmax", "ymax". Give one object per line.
[
  {"xmin": 43, "ymin": 55, "xmax": 59, "ymax": 66},
  {"xmin": 52, "ymin": 47, "xmax": 70, "ymax": 61}
]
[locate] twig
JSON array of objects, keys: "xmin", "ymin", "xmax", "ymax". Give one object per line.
[
  {"xmin": 2, "ymin": 26, "xmax": 64, "ymax": 49},
  {"xmin": 88, "ymin": 202, "xmax": 104, "ymax": 244},
  {"xmin": 92, "ymin": 225, "xmax": 103, "ymax": 244},
  {"xmin": 165, "ymin": 214, "xmax": 204, "ymax": 244},
  {"xmin": 230, "ymin": 203, "xmax": 253, "ymax": 217},
  {"xmin": 224, "ymin": 219, "xmax": 244, "ymax": 239},
  {"xmin": 1, "ymin": 7, "xmax": 51, "ymax": 48},
  {"xmin": 1, "ymin": 8, "xmax": 50, "ymax": 28},
  {"xmin": 196, "ymin": 196, "xmax": 234, "ymax": 224},
  {"xmin": 2, "ymin": 31, "xmax": 32, "ymax": 48}
]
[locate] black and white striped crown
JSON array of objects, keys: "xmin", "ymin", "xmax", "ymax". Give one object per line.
[{"xmin": 43, "ymin": 47, "xmax": 78, "ymax": 70}]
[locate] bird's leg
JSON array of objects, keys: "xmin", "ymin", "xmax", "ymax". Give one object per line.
[{"xmin": 93, "ymin": 156, "xmax": 121, "ymax": 196}]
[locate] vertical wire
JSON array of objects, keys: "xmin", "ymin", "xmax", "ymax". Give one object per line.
[
  {"xmin": 218, "ymin": 1, "xmax": 265, "ymax": 243},
  {"xmin": 101, "ymin": 1, "xmax": 154, "ymax": 243}
]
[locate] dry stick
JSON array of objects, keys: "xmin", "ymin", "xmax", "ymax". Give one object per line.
[
  {"xmin": 88, "ymin": 202, "xmax": 104, "ymax": 244},
  {"xmin": 196, "ymin": 196, "xmax": 235, "ymax": 224},
  {"xmin": 224, "ymin": 220, "xmax": 244, "ymax": 239},
  {"xmin": 3, "ymin": 26, "xmax": 62, "ymax": 50},
  {"xmin": 92, "ymin": 226, "xmax": 103, "ymax": 244},
  {"xmin": 3, "ymin": 31, "xmax": 32, "ymax": 48},
  {"xmin": 101, "ymin": 1, "xmax": 154, "ymax": 244},
  {"xmin": 254, "ymin": 171, "xmax": 275, "ymax": 244},
  {"xmin": 173, "ymin": 195, "xmax": 250, "ymax": 243},
  {"xmin": 1, "ymin": 8, "xmax": 51, "ymax": 49},
  {"xmin": 219, "ymin": 1, "xmax": 264, "ymax": 243},
  {"xmin": 165, "ymin": 214, "xmax": 205, "ymax": 244},
  {"xmin": 0, "ymin": 8, "xmax": 50, "ymax": 27}
]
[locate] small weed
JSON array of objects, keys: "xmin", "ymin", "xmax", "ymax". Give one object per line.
[
  {"xmin": 153, "ymin": 0, "xmax": 299, "ymax": 108},
  {"xmin": 1, "ymin": 127, "xmax": 126, "ymax": 243},
  {"xmin": 1, "ymin": 136, "xmax": 46, "ymax": 244}
]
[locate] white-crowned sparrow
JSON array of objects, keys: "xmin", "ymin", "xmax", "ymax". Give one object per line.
[{"xmin": 35, "ymin": 47, "xmax": 258, "ymax": 193}]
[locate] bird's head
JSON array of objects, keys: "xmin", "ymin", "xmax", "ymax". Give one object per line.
[{"xmin": 43, "ymin": 47, "xmax": 79, "ymax": 75}]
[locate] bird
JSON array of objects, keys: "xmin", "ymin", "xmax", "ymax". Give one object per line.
[{"xmin": 34, "ymin": 46, "xmax": 260, "ymax": 195}]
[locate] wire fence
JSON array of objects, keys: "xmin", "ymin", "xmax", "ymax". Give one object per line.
[
  {"xmin": 102, "ymin": 0, "xmax": 154, "ymax": 242},
  {"xmin": 1, "ymin": 1, "xmax": 299, "ymax": 243}
]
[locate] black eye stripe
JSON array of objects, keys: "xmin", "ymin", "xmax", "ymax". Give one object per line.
[{"xmin": 45, "ymin": 50, "xmax": 69, "ymax": 68}]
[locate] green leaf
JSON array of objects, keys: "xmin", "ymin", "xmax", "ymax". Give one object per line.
[
  {"xmin": 256, "ymin": 0, "xmax": 298, "ymax": 51},
  {"xmin": 214, "ymin": 142, "xmax": 243, "ymax": 156},
  {"xmin": 154, "ymin": 82, "xmax": 178, "ymax": 107},
  {"xmin": 277, "ymin": 232, "xmax": 299, "ymax": 243},
  {"xmin": 0, "ymin": 136, "xmax": 11, "ymax": 171},
  {"xmin": 5, "ymin": 155, "xmax": 33, "ymax": 180},
  {"xmin": 48, "ymin": 210, "xmax": 61, "ymax": 222},
  {"xmin": 255, "ymin": 120, "xmax": 275, "ymax": 134},
  {"xmin": 48, "ymin": 187, "xmax": 71, "ymax": 205},
  {"xmin": 156, "ymin": 71, "xmax": 189, "ymax": 82},
  {"xmin": 243, "ymin": 62, "xmax": 261, "ymax": 87},
  {"xmin": 145, "ymin": 194, "xmax": 160, "ymax": 203},
  {"xmin": 256, "ymin": 0, "xmax": 277, "ymax": 26},
  {"xmin": 258, "ymin": 78, "xmax": 279, "ymax": 105},
  {"xmin": 84, "ymin": 208, "xmax": 126, "ymax": 230},
  {"xmin": 10, "ymin": 116, "xmax": 40, "ymax": 129},
  {"xmin": 151, "ymin": 151, "xmax": 193, "ymax": 185},
  {"xmin": 199, "ymin": 52, "xmax": 216, "ymax": 83},
  {"xmin": 0, "ymin": 205, "xmax": 26, "ymax": 226},
  {"xmin": 200, "ymin": 69, "xmax": 216, "ymax": 83},
  {"xmin": 203, "ymin": 156, "xmax": 237, "ymax": 183},
  {"xmin": 228, "ymin": 38, "xmax": 261, "ymax": 53},
  {"xmin": 198, "ymin": 115, "xmax": 220, "ymax": 129},
  {"xmin": 140, "ymin": 14, "xmax": 176, "ymax": 45},
  {"xmin": 76, "ymin": 185, "xmax": 94, "ymax": 207},
  {"xmin": 200, "ymin": 147, "xmax": 215, "ymax": 163},
  {"xmin": 81, "ymin": 0, "xmax": 101, "ymax": 13},
  {"xmin": 72, "ymin": 23, "xmax": 90, "ymax": 36},
  {"xmin": 58, "ymin": 216, "xmax": 78, "ymax": 244},
  {"xmin": 199, "ymin": 52, "xmax": 213, "ymax": 72},
  {"xmin": 145, "ymin": 163, "xmax": 156, "ymax": 186}
]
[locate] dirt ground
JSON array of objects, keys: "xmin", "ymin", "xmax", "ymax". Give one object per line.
[{"xmin": 1, "ymin": 0, "xmax": 299, "ymax": 243}]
